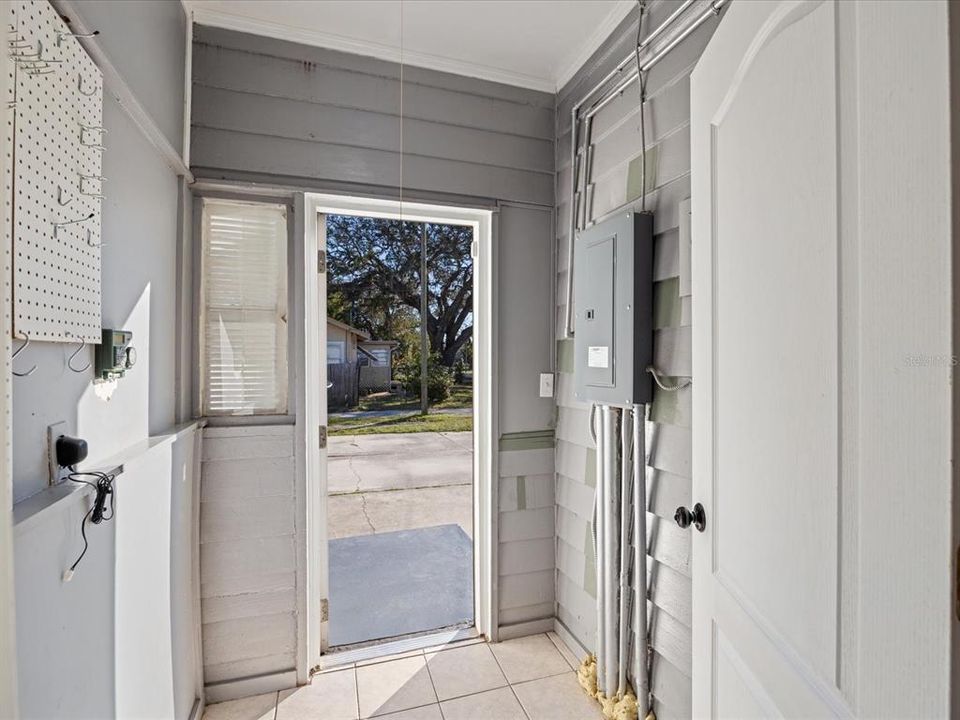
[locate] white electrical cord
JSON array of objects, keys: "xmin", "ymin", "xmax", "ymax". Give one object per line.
[{"xmin": 647, "ymin": 366, "xmax": 691, "ymax": 392}]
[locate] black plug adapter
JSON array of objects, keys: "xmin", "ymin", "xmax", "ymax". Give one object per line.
[{"xmin": 55, "ymin": 435, "xmax": 88, "ymax": 468}]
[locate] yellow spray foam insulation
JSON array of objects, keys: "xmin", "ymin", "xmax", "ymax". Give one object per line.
[{"xmin": 576, "ymin": 655, "xmax": 653, "ymax": 720}]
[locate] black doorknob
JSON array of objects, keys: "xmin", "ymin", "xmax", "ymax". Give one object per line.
[{"xmin": 674, "ymin": 503, "xmax": 706, "ymax": 532}]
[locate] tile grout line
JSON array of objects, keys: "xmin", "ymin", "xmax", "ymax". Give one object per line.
[
  {"xmin": 545, "ymin": 631, "xmax": 582, "ymax": 671},
  {"xmin": 487, "ymin": 639, "xmax": 532, "ymax": 720},
  {"xmin": 353, "ymin": 665, "xmax": 361, "ymax": 720},
  {"xmin": 421, "ymin": 650, "xmax": 446, "ymax": 720}
]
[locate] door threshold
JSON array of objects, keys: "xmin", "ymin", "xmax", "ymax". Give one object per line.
[{"xmin": 319, "ymin": 624, "xmax": 480, "ymax": 670}]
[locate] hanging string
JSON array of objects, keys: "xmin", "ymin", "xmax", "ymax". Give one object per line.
[{"xmin": 399, "ymin": 0, "xmax": 404, "ymax": 218}]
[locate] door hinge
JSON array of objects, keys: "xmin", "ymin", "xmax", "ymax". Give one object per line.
[
  {"xmin": 317, "ymin": 249, "xmax": 327, "ymax": 273},
  {"xmin": 319, "ymin": 425, "xmax": 327, "ymax": 449},
  {"xmin": 321, "ymin": 598, "xmax": 329, "ymax": 622}
]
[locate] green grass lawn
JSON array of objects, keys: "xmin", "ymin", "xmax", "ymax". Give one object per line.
[
  {"xmin": 354, "ymin": 392, "xmax": 417, "ymax": 412},
  {"xmin": 434, "ymin": 384, "xmax": 473, "ymax": 410},
  {"xmin": 351, "ymin": 384, "xmax": 473, "ymax": 413},
  {"xmin": 329, "ymin": 411, "xmax": 472, "ymax": 436},
  {"xmin": 330, "ymin": 383, "xmax": 473, "ymax": 436}
]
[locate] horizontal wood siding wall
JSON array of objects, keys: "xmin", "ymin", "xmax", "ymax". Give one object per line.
[
  {"xmin": 496, "ymin": 202, "xmax": 557, "ymax": 632},
  {"xmin": 192, "ymin": 31, "xmax": 558, "ymax": 681},
  {"xmin": 200, "ymin": 425, "xmax": 297, "ymax": 689},
  {"xmin": 498, "ymin": 448, "xmax": 556, "ymax": 629},
  {"xmin": 554, "ymin": 4, "xmax": 720, "ymax": 719},
  {"xmin": 191, "ymin": 26, "xmax": 554, "ymax": 206}
]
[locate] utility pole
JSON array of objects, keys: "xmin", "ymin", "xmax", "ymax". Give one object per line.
[{"xmin": 420, "ymin": 222, "xmax": 429, "ymax": 415}]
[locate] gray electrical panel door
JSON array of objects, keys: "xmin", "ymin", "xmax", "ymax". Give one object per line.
[{"xmin": 572, "ymin": 212, "xmax": 654, "ymax": 406}]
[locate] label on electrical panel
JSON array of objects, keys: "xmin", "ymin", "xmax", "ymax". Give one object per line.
[{"xmin": 587, "ymin": 346, "xmax": 609, "ymax": 369}]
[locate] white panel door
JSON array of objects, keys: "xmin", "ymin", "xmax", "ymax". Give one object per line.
[{"xmin": 690, "ymin": 1, "xmax": 953, "ymax": 718}]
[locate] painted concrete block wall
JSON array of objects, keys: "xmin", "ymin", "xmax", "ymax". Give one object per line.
[
  {"xmin": 554, "ymin": 5, "xmax": 719, "ymax": 719},
  {"xmin": 10, "ymin": 1, "xmax": 199, "ymax": 717}
]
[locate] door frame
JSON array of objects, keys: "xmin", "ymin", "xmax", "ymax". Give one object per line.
[{"xmin": 300, "ymin": 193, "xmax": 496, "ymax": 672}]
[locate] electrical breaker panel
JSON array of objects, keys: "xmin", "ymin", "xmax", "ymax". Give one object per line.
[{"xmin": 573, "ymin": 212, "xmax": 654, "ymax": 406}]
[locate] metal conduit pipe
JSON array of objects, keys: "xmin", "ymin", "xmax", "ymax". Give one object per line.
[
  {"xmin": 632, "ymin": 405, "xmax": 649, "ymax": 715},
  {"xmin": 562, "ymin": 0, "xmax": 729, "ymax": 339},
  {"xmin": 594, "ymin": 406, "xmax": 606, "ymax": 694},
  {"xmin": 617, "ymin": 410, "xmax": 634, "ymax": 698},
  {"xmin": 602, "ymin": 406, "xmax": 620, "ymax": 696},
  {"xmin": 586, "ymin": 0, "xmax": 729, "ymax": 121}
]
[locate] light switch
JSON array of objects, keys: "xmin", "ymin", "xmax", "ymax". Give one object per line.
[{"xmin": 539, "ymin": 372, "xmax": 554, "ymax": 398}]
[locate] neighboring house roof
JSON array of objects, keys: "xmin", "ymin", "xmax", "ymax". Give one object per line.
[
  {"xmin": 358, "ymin": 340, "xmax": 399, "ymax": 349},
  {"xmin": 326, "ymin": 316, "xmax": 370, "ymax": 341}
]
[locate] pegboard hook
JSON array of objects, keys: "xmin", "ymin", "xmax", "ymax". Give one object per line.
[
  {"xmin": 12, "ymin": 332, "xmax": 37, "ymax": 377},
  {"xmin": 53, "ymin": 212, "xmax": 94, "ymax": 239},
  {"xmin": 56, "ymin": 30, "xmax": 99, "ymax": 47},
  {"xmin": 77, "ymin": 73, "xmax": 96, "ymax": 96},
  {"xmin": 34, "ymin": 41, "xmax": 63, "ymax": 64},
  {"xmin": 66, "ymin": 333, "xmax": 91, "ymax": 373},
  {"xmin": 79, "ymin": 124, "xmax": 107, "ymax": 148},
  {"xmin": 57, "ymin": 185, "xmax": 72, "ymax": 206},
  {"xmin": 86, "ymin": 229, "xmax": 104, "ymax": 248}
]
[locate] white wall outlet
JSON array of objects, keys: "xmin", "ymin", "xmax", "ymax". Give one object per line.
[
  {"xmin": 47, "ymin": 421, "xmax": 67, "ymax": 486},
  {"xmin": 539, "ymin": 372, "xmax": 555, "ymax": 398}
]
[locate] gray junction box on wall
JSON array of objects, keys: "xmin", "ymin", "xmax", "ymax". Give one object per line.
[{"xmin": 573, "ymin": 212, "xmax": 655, "ymax": 406}]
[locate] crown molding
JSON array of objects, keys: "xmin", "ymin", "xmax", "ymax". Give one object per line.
[
  {"xmin": 188, "ymin": 5, "xmax": 559, "ymax": 94},
  {"xmin": 554, "ymin": 0, "xmax": 637, "ymax": 92}
]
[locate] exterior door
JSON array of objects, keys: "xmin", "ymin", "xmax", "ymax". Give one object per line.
[{"xmin": 690, "ymin": 1, "xmax": 954, "ymax": 718}]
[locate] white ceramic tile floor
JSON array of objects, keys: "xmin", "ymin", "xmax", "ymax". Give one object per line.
[
  {"xmin": 488, "ymin": 634, "xmax": 572, "ymax": 684},
  {"xmin": 202, "ymin": 633, "xmax": 596, "ymax": 720},
  {"xmin": 424, "ymin": 643, "xmax": 507, "ymax": 700}
]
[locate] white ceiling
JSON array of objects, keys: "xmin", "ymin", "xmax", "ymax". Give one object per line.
[{"xmin": 183, "ymin": 0, "xmax": 637, "ymax": 93}]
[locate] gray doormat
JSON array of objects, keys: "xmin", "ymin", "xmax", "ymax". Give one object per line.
[{"xmin": 328, "ymin": 524, "xmax": 474, "ymax": 647}]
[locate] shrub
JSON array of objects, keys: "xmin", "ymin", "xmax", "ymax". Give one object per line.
[{"xmin": 397, "ymin": 354, "xmax": 454, "ymax": 403}]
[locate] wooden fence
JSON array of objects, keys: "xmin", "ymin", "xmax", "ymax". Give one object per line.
[{"xmin": 328, "ymin": 362, "xmax": 359, "ymax": 409}]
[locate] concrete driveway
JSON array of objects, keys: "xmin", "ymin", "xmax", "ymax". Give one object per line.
[{"xmin": 327, "ymin": 431, "xmax": 472, "ymax": 539}]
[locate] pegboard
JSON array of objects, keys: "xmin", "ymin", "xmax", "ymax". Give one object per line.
[{"xmin": 9, "ymin": 0, "xmax": 103, "ymax": 343}]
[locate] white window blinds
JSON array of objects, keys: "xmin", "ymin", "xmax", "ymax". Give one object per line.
[{"xmin": 201, "ymin": 200, "xmax": 288, "ymax": 416}]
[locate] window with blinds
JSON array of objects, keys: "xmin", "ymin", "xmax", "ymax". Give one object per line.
[{"xmin": 200, "ymin": 200, "xmax": 288, "ymax": 416}]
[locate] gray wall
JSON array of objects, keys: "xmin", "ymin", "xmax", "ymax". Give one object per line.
[
  {"xmin": 12, "ymin": 2, "xmax": 186, "ymax": 503},
  {"xmin": 554, "ymin": 5, "xmax": 720, "ymax": 719},
  {"xmin": 190, "ymin": 25, "xmax": 553, "ymax": 206},
  {"xmin": 73, "ymin": 0, "xmax": 186, "ymax": 153},
  {"xmin": 190, "ymin": 25, "xmax": 558, "ymax": 687},
  {"xmin": 12, "ymin": 1, "xmax": 199, "ymax": 717}
]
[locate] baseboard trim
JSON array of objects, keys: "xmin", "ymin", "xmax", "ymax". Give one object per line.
[
  {"xmin": 497, "ymin": 616, "xmax": 555, "ymax": 641},
  {"xmin": 188, "ymin": 696, "xmax": 205, "ymax": 720},
  {"xmin": 553, "ymin": 617, "xmax": 590, "ymax": 660},
  {"xmin": 205, "ymin": 669, "xmax": 297, "ymax": 704}
]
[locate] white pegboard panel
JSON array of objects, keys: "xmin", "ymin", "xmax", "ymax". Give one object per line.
[{"xmin": 10, "ymin": 0, "xmax": 103, "ymax": 343}]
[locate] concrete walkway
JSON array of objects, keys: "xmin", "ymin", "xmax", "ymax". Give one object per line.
[{"xmin": 328, "ymin": 431, "xmax": 472, "ymax": 539}]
